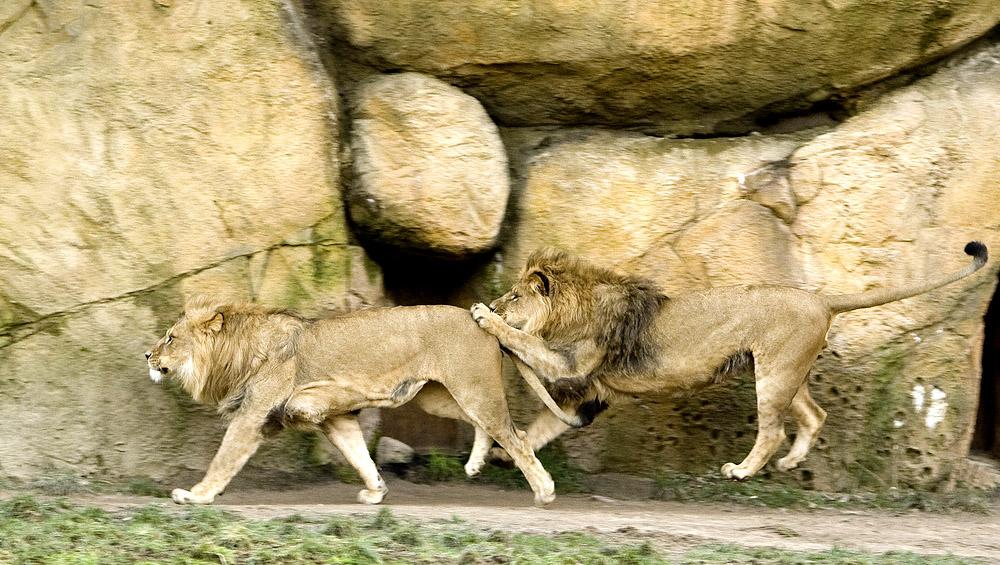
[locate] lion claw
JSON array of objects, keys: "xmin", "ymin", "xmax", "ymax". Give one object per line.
[{"xmin": 470, "ymin": 303, "xmax": 497, "ymax": 329}]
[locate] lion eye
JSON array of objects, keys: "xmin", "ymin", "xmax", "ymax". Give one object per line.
[
  {"xmin": 166, "ymin": 335, "xmax": 173, "ymax": 344},
  {"xmin": 511, "ymin": 296, "xmax": 519, "ymax": 302}
]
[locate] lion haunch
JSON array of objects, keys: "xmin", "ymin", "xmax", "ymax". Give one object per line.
[
  {"xmin": 472, "ymin": 242, "xmax": 988, "ymax": 480},
  {"xmin": 145, "ymin": 298, "xmax": 556, "ymax": 507}
]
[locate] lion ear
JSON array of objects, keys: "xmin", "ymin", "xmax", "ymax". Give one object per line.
[
  {"xmin": 204, "ymin": 312, "xmax": 224, "ymax": 334},
  {"xmin": 529, "ymin": 271, "xmax": 551, "ymax": 296}
]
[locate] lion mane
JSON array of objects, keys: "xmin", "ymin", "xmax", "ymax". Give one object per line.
[
  {"xmin": 524, "ymin": 248, "xmax": 667, "ymax": 378},
  {"xmin": 177, "ymin": 297, "xmax": 303, "ymax": 411}
]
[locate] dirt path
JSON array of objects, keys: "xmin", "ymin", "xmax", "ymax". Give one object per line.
[{"xmin": 81, "ymin": 478, "xmax": 1000, "ymax": 559}]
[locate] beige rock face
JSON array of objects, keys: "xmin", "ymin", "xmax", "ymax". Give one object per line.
[
  {"xmin": 494, "ymin": 41, "xmax": 1000, "ymax": 488},
  {"xmin": 349, "ymin": 73, "xmax": 510, "ymax": 256},
  {"xmin": 315, "ymin": 0, "xmax": 1000, "ymax": 133},
  {"xmin": 0, "ymin": 1, "xmax": 381, "ymax": 481}
]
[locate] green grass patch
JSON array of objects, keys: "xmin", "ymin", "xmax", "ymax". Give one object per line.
[
  {"xmin": 653, "ymin": 472, "xmax": 998, "ymax": 513},
  {"xmin": 683, "ymin": 544, "xmax": 985, "ymax": 564},
  {"xmin": 420, "ymin": 445, "xmax": 587, "ymax": 494},
  {"xmin": 0, "ymin": 496, "xmax": 986, "ymax": 564},
  {"xmin": 122, "ymin": 476, "xmax": 170, "ymax": 498},
  {"xmin": 0, "ymin": 495, "xmax": 662, "ymax": 564}
]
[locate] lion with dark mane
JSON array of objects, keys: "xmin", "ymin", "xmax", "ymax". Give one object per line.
[
  {"xmin": 472, "ymin": 242, "xmax": 988, "ymax": 480},
  {"xmin": 146, "ymin": 298, "xmax": 559, "ymax": 506}
]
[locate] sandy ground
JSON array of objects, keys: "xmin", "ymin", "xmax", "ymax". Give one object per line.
[{"xmin": 78, "ymin": 478, "xmax": 1000, "ymax": 560}]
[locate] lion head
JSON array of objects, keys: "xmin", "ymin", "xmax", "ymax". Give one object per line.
[
  {"xmin": 145, "ymin": 298, "xmax": 225, "ymax": 387},
  {"xmin": 491, "ymin": 248, "xmax": 667, "ymax": 373},
  {"xmin": 145, "ymin": 297, "xmax": 303, "ymax": 406}
]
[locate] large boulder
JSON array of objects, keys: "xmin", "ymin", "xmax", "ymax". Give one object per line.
[
  {"xmin": 0, "ymin": 0, "xmax": 381, "ymax": 482},
  {"xmin": 492, "ymin": 40, "xmax": 1000, "ymax": 489},
  {"xmin": 348, "ymin": 73, "xmax": 510, "ymax": 256},
  {"xmin": 314, "ymin": 0, "xmax": 1000, "ymax": 134}
]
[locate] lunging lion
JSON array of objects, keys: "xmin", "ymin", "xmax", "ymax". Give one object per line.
[
  {"xmin": 471, "ymin": 242, "xmax": 988, "ymax": 480},
  {"xmin": 145, "ymin": 298, "xmax": 561, "ymax": 507}
]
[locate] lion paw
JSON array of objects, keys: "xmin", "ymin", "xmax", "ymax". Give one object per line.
[
  {"xmin": 720, "ymin": 463, "xmax": 752, "ymax": 481},
  {"xmin": 775, "ymin": 456, "xmax": 800, "ymax": 472},
  {"xmin": 470, "ymin": 303, "xmax": 490, "ymax": 323},
  {"xmin": 464, "ymin": 459, "xmax": 486, "ymax": 478},
  {"xmin": 534, "ymin": 489, "xmax": 556, "ymax": 508},
  {"xmin": 358, "ymin": 486, "xmax": 388, "ymax": 505},
  {"xmin": 470, "ymin": 303, "xmax": 501, "ymax": 331},
  {"xmin": 171, "ymin": 488, "xmax": 215, "ymax": 505}
]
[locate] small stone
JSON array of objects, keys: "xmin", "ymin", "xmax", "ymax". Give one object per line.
[{"xmin": 376, "ymin": 436, "xmax": 415, "ymax": 466}]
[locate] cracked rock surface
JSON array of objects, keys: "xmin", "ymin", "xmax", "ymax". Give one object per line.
[{"xmin": 0, "ymin": 0, "xmax": 381, "ymax": 480}]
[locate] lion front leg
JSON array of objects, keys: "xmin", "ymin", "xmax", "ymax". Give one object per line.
[
  {"xmin": 173, "ymin": 414, "xmax": 266, "ymax": 505},
  {"xmin": 470, "ymin": 303, "xmax": 577, "ymax": 381}
]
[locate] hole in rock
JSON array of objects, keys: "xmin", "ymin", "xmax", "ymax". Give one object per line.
[{"xmin": 971, "ymin": 274, "xmax": 999, "ymax": 459}]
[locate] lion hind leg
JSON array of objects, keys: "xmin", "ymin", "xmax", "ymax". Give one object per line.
[
  {"xmin": 465, "ymin": 426, "xmax": 493, "ymax": 477},
  {"xmin": 322, "ymin": 414, "xmax": 387, "ymax": 504},
  {"xmin": 489, "ymin": 424, "xmax": 556, "ymax": 507},
  {"xmin": 489, "ymin": 403, "xmax": 579, "ymax": 463},
  {"xmin": 446, "ymin": 387, "xmax": 555, "ymax": 506},
  {"xmin": 776, "ymin": 383, "xmax": 827, "ymax": 472},
  {"xmin": 721, "ymin": 366, "xmax": 803, "ymax": 480}
]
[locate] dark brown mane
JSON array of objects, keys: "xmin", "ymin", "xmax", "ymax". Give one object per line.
[{"xmin": 524, "ymin": 248, "xmax": 667, "ymax": 376}]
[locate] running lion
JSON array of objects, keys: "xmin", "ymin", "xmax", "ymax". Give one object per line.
[
  {"xmin": 471, "ymin": 242, "xmax": 988, "ymax": 480},
  {"xmin": 146, "ymin": 298, "xmax": 562, "ymax": 507}
]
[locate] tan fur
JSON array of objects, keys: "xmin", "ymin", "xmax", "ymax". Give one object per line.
[
  {"xmin": 146, "ymin": 298, "xmax": 555, "ymax": 506},
  {"xmin": 472, "ymin": 243, "xmax": 988, "ymax": 480}
]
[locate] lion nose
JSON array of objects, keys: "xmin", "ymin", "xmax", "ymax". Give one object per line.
[{"xmin": 145, "ymin": 352, "xmax": 151, "ymax": 360}]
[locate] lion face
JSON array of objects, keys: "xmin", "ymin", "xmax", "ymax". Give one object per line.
[
  {"xmin": 489, "ymin": 272, "xmax": 552, "ymax": 334},
  {"xmin": 145, "ymin": 321, "xmax": 195, "ymax": 384},
  {"xmin": 145, "ymin": 307, "xmax": 223, "ymax": 384}
]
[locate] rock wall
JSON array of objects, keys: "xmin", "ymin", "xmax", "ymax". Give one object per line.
[
  {"xmin": 312, "ymin": 0, "xmax": 1000, "ymax": 134},
  {"xmin": 0, "ymin": 0, "xmax": 381, "ymax": 482},
  {"xmin": 1, "ymin": 0, "xmax": 998, "ymax": 490}
]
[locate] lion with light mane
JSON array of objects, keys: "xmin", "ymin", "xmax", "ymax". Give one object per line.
[
  {"xmin": 145, "ymin": 298, "xmax": 570, "ymax": 507},
  {"xmin": 472, "ymin": 242, "xmax": 988, "ymax": 480}
]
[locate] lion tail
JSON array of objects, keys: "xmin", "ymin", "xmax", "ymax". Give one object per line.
[
  {"xmin": 823, "ymin": 242, "xmax": 987, "ymax": 314},
  {"xmin": 510, "ymin": 357, "xmax": 587, "ymax": 428}
]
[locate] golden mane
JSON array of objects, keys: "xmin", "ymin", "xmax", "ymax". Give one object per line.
[
  {"xmin": 180, "ymin": 298, "xmax": 305, "ymax": 409},
  {"xmin": 523, "ymin": 248, "xmax": 667, "ymax": 376}
]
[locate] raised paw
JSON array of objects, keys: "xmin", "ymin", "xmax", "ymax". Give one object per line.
[
  {"xmin": 470, "ymin": 303, "xmax": 489, "ymax": 323},
  {"xmin": 470, "ymin": 303, "xmax": 501, "ymax": 331},
  {"xmin": 775, "ymin": 456, "xmax": 800, "ymax": 472},
  {"xmin": 171, "ymin": 488, "xmax": 215, "ymax": 505}
]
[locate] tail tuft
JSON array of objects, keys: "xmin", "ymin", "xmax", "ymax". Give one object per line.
[
  {"xmin": 964, "ymin": 241, "xmax": 988, "ymax": 266},
  {"xmin": 575, "ymin": 397, "xmax": 610, "ymax": 427}
]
